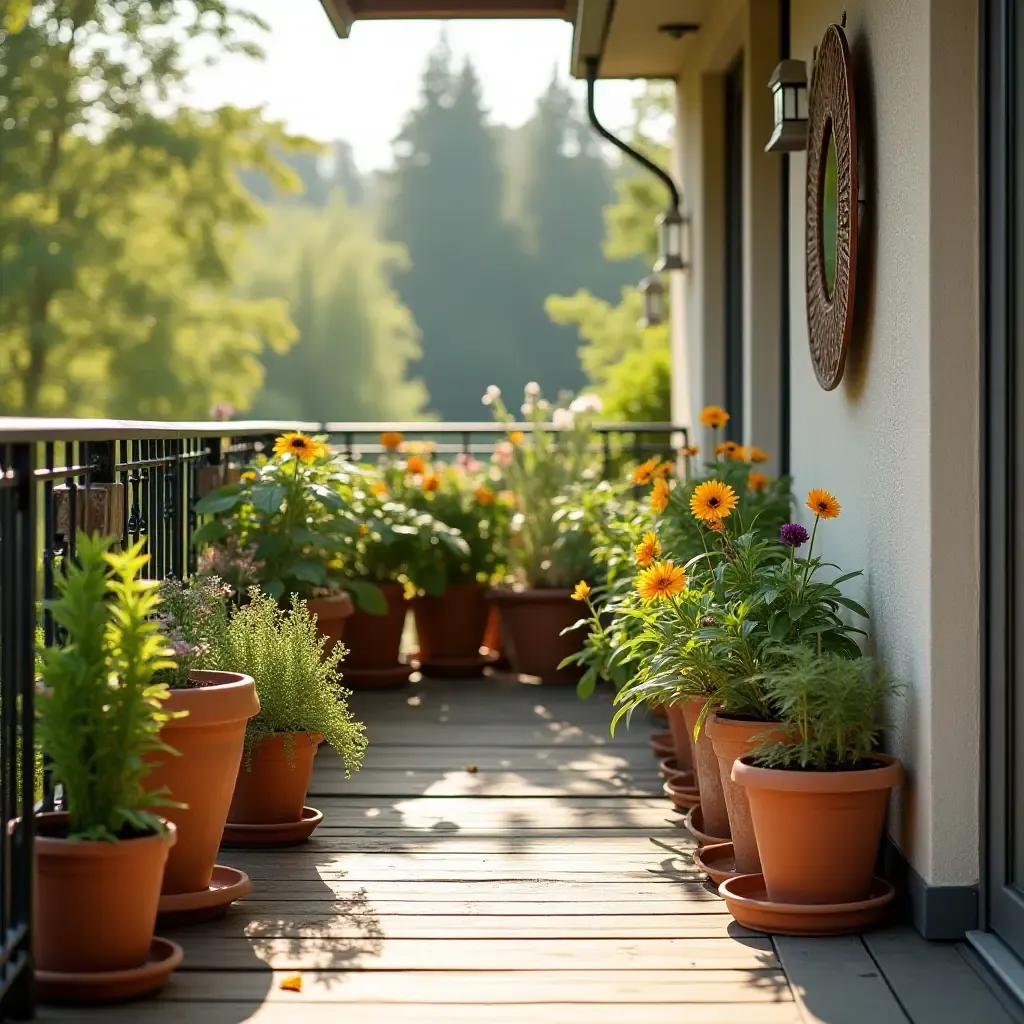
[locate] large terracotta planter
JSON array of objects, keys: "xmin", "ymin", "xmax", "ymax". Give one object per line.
[
  {"xmin": 412, "ymin": 582, "xmax": 490, "ymax": 671},
  {"xmin": 35, "ymin": 812, "xmax": 176, "ymax": 974},
  {"xmin": 665, "ymin": 702, "xmax": 694, "ymax": 772},
  {"xmin": 681, "ymin": 698, "xmax": 730, "ymax": 840},
  {"xmin": 306, "ymin": 593, "xmax": 355, "ymax": 656},
  {"xmin": 733, "ymin": 754, "xmax": 903, "ymax": 905},
  {"xmin": 146, "ymin": 671, "xmax": 259, "ymax": 896},
  {"xmin": 707, "ymin": 714, "xmax": 786, "ymax": 875},
  {"xmin": 487, "ymin": 587, "xmax": 584, "ymax": 684},
  {"xmin": 343, "ymin": 582, "xmax": 410, "ymax": 688},
  {"xmin": 482, "ymin": 603, "xmax": 510, "ymax": 670},
  {"xmin": 228, "ymin": 731, "xmax": 323, "ymax": 826}
]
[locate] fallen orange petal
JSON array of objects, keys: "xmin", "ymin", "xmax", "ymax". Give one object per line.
[{"xmin": 279, "ymin": 974, "xmax": 303, "ymax": 992}]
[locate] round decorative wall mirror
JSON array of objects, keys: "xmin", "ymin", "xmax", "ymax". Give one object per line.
[{"xmin": 805, "ymin": 22, "xmax": 858, "ymax": 391}]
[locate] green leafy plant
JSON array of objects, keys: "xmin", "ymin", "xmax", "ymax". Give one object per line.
[
  {"xmin": 749, "ymin": 647, "xmax": 897, "ymax": 771},
  {"xmin": 214, "ymin": 589, "xmax": 366, "ymax": 772},
  {"xmin": 37, "ymin": 536, "xmax": 180, "ymax": 841},
  {"xmin": 154, "ymin": 575, "xmax": 232, "ymax": 688}
]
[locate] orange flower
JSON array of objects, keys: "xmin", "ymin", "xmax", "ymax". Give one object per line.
[
  {"xmin": 699, "ymin": 406, "xmax": 730, "ymax": 429},
  {"xmin": 279, "ymin": 974, "xmax": 303, "ymax": 993},
  {"xmin": 707, "ymin": 520, "xmax": 726, "ymax": 533},
  {"xmin": 690, "ymin": 480, "xmax": 739, "ymax": 523},
  {"xmin": 653, "ymin": 461, "xmax": 673, "ymax": 479},
  {"xmin": 359, "ymin": 523, "xmax": 370, "ymax": 536},
  {"xmin": 380, "ymin": 431, "xmax": 403, "ymax": 451},
  {"xmin": 749, "ymin": 446, "xmax": 770, "ymax": 463},
  {"xmin": 508, "ymin": 431, "xmax": 525, "ymax": 445},
  {"xmin": 748, "ymin": 472, "xmax": 769, "ymax": 493},
  {"xmin": 806, "ymin": 488, "xmax": 841, "ymax": 519},
  {"xmin": 632, "ymin": 458, "xmax": 658, "ymax": 485},
  {"xmin": 650, "ymin": 477, "xmax": 671, "ymax": 514},
  {"xmin": 731, "ymin": 445, "xmax": 750, "ymax": 463},
  {"xmin": 371, "ymin": 480, "xmax": 388, "ymax": 497},
  {"xmin": 634, "ymin": 531, "xmax": 662, "ymax": 568},
  {"xmin": 680, "ymin": 445, "xmax": 700, "ymax": 458},
  {"xmin": 475, "ymin": 486, "xmax": 496, "ymax": 506},
  {"xmin": 715, "ymin": 440, "xmax": 740, "ymax": 459},
  {"xmin": 406, "ymin": 455, "xmax": 426, "ymax": 475},
  {"xmin": 423, "ymin": 473, "xmax": 441, "ymax": 492},
  {"xmin": 498, "ymin": 490, "xmax": 516, "ymax": 506},
  {"xmin": 636, "ymin": 561, "xmax": 687, "ymax": 603},
  {"xmin": 571, "ymin": 581, "xmax": 591, "ymax": 601}
]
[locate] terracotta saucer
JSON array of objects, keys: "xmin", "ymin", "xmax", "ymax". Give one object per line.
[
  {"xmin": 658, "ymin": 757, "xmax": 696, "ymax": 788},
  {"xmin": 650, "ymin": 730, "xmax": 675, "ymax": 758},
  {"xmin": 222, "ymin": 806, "xmax": 324, "ymax": 848},
  {"xmin": 718, "ymin": 874, "xmax": 896, "ymax": 936},
  {"xmin": 36, "ymin": 937, "xmax": 183, "ymax": 1004},
  {"xmin": 692, "ymin": 841, "xmax": 743, "ymax": 886},
  {"xmin": 157, "ymin": 865, "xmax": 252, "ymax": 925},
  {"xmin": 662, "ymin": 777, "xmax": 700, "ymax": 810},
  {"xmin": 684, "ymin": 804, "xmax": 730, "ymax": 848},
  {"xmin": 414, "ymin": 650, "xmax": 500, "ymax": 679},
  {"xmin": 344, "ymin": 664, "xmax": 414, "ymax": 690}
]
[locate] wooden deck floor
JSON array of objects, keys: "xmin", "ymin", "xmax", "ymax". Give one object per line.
[{"xmin": 37, "ymin": 675, "xmax": 1021, "ymax": 1023}]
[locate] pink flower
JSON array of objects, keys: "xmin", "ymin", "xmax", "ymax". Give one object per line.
[{"xmin": 493, "ymin": 441, "xmax": 514, "ymax": 468}]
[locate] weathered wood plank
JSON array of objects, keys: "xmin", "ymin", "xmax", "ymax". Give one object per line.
[
  {"xmin": 177, "ymin": 935, "xmax": 779, "ymax": 971},
  {"xmin": 235, "ymin": 898, "xmax": 734, "ymax": 916},
  {"xmin": 773, "ymin": 935, "xmax": 909, "ymax": 1024},
  {"xmin": 352, "ymin": 748, "xmax": 647, "ymax": 770},
  {"xmin": 277, "ymin": 830, "xmax": 690, "ymax": 850},
  {"xmin": 308, "ymin": 774, "xmax": 661, "ymax": 798},
  {"xmin": 344, "ymin": 724, "xmax": 646, "ymax": 747}
]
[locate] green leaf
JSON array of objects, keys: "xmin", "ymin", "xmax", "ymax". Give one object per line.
[
  {"xmin": 261, "ymin": 579, "xmax": 285, "ymax": 600},
  {"xmin": 255, "ymin": 534, "xmax": 287, "ymax": 561},
  {"xmin": 787, "ymin": 604, "xmax": 810, "ymax": 622},
  {"xmin": 310, "ymin": 484, "xmax": 344, "ymax": 510},
  {"xmin": 191, "ymin": 519, "xmax": 227, "ymax": 545},
  {"xmin": 831, "ymin": 570, "xmax": 864, "ymax": 586},
  {"xmin": 835, "ymin": 595, "xmax": 870, "ymax": 619},
  {"xmin": 193, "ymin": 487, "xmax": 241, "ymax": 515},
  {"xmin": 576, "ymin": 667, "xmax": 598, "ymax": 700},
  {"xmin": 347, "ymin": 580, "xmax": 388, "ymax": 615},
  {"xmin": 292, "ymin": 559, "xmax": 327, "ymax": 586},
  {"xmin": 290, "ymin": 526, "xmax": 322, "ymax": 546},
  {"xmin": 251, "ymin": 483, "xmax": 287, "ymax": 515}
]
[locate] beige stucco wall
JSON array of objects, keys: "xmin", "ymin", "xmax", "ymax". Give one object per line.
[{"xmin": 673, "ymin": 0, "xmax": 980, "ymax": 888}]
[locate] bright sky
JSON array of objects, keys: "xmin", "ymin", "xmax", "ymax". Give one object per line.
[{"xmin": 182, "ymin": 0, "xmax": 644, "ymax": 173}]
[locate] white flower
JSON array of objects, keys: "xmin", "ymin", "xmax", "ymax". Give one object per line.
[
  {"xmin": 552, "ymin": 408, "xmax": 575, "ymax": 431},
  {"xmin": 524, "ymin": 381, "xmax": 541, "ymax": 397},
  {"xmin": 537, "ymin": 399, "xmax": 551, "ymax": 412},
  {"xmin": 482, "ymin": 385, "xmax": 501, "ymax": 407},
  {"xmin": 569, "ymin": 393, "xmax": 603, "ymax": 415},
  {"xmin": 521, "ymin": 402, "xmax": 535, "ymax": 416}
]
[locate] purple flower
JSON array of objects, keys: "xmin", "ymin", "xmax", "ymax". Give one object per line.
[
  {"xmin": 779, "ymin": 523, "xmax": 810, "ymax": 548},
  {"xmin": 171, "ymin": 640, "xmax": 193, "ymax": 657}
]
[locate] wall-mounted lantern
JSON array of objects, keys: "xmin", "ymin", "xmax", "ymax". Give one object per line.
[
  {"xmin": 638, "ymin": 275, "xmax": 666, "ymax": 329},
  {"xmin": 765, "ymin": 59, "xmax": 808, "ymax": 152},
  {"xmin": 654, "ymin": 207, "xmax": 690, "ymax": 273}
]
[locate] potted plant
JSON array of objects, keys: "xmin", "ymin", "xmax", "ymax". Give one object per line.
[
  {"xmin": 730, "ymin": 648, "xmax": 901, "ymax": 911},
  {"xmin": 34, "ymin": 536, "xmax": 183, "ymax": 1001},
  {"xmin": 217, "ymin": 590, "xmax": 367, "ymax": 845},
  {"xmin": 192, "ymin": 432, "xmax": 362, "ymax": 652},
  {"xmin": 483, "ymin": 384, "xmax": 607, "ymax": 683},
  {"xmin": 146, "ymin": 576, "xmax": 260, "ymax": 921}
]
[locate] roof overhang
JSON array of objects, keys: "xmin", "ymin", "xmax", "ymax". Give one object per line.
[{"xmin": 320, "ymin": 0, "xmax": 574, "ymax": 36}]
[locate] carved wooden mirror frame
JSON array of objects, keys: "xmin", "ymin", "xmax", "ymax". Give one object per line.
[{"xmin": 805, "ymin": 22, "xmax": 858, "ymax": 391}]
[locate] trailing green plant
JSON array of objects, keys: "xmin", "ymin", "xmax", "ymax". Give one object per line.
[
  {"xmin": 154, "ymin": 575, "xmax": 232, "ymax": 688},
  {"xmin": 36, "ymin": 536, "xmax": 180, "ymax": 841},
  {"xmin": 748, "ymin": 647, "xmax": 897, "ymax": 771},
  {"xmin": 214, "ymin": 589, "xmax": 366, "ymax": 772}
]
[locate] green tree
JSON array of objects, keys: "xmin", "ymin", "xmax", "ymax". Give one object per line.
[
  {"xmin": 238, "ymin": 196, "xmax": 429, "ymax": 422},
  {"xmin": 0, "ymin": 1, "xmax": 300, "ymax": 416}
]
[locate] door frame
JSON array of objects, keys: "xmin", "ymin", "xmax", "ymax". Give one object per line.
[{"xmin": 723, "ymin": 53, "xmax": 745, "ymax": 443}]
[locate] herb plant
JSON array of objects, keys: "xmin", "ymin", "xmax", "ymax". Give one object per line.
[
  {"xmin": 155, "ymin": 575, "xmax": 231, "ymax": 688},
  {"xmin": 37, "ymin": 536, "xmax": 180, "ymax": 841}
]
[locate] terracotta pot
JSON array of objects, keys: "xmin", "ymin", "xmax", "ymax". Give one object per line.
[
  {"xmin": 733, "ymin": 754, "xmax": 903, "ymax": 905},
  {"xmin": 665, "ymin": 703, "xmax": 694, "ymax": 772},
  {"xmin": 35, "ymin": 813, "xmax": 176, "ymax": 974},
  {"xmin": 681, "ymin": 698, "xmax": 730, "ymax": 840},
  {"xmin": 306, "ymin": 593, "xmax": 355, "ymax": 656},
  {"xmin": 707, "ymin": 714, "xmax": 787, "ymax": 875},
  {"xmin": 487, "ymin": 588, "xmax": 584, "ymax": 683},
  {"xmin": 481, "ymin": 603, "xmax": 510, "ymax": 669},
  {"xmin": 228, "ymin": 732, "xmax": 323, "ymax": 825},
  {"xmin": 412, "ymin": 582, "xmax": 490, "ymax": 663},
  {"xmin": 146, "ymin": 670, "xmax": 259, "ymax": 896},
  {"xmin": 343, "ymin": 582, "xmax": 408, "ymax": 685}
]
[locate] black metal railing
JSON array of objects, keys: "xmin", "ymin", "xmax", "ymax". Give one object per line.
[{"xmin": 0, "ymin": 416, "xmax": 684, "ymax": 1020}]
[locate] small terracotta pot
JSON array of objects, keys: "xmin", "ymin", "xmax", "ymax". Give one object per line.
[
  {"xmin": 707, "ymin": 714, "xmax": 787, "ymax": 875},
  {"xmin": 343, "ymin": 582, "xmax": 408, "ymax": 686},
  {"xmin": 146, "ymin": 671, "xmax": 259, "ymax": 896},
  {"xmin": 488, "ymin": 588, "xmax": 584, "ymax": 684},
  {"xmin": 228, "ymin": 732, "xmax": 323, "ymax": 825},
  {"xmin": 681, "ymin": 698, "xmax": 730, "ymax": 840},
  {"xmin": 665, "ymin": 703, "xmax": 694, "ymax": 772},
  {"xmin": 733, "ymin": 754, "xmax": 903, "ymax": 905},
  {"xmin": 413, "ymin": 582, "xmax": 490, "ymax": 664},
  {"xmin": 35, "ymin": 813, "xmax": 176, "ymax": 974},
  {"xmin": 306, "ymin": 593, "xmax": 355, "ymax": 656}
]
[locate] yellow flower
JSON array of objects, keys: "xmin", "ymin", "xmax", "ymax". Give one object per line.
[
  {"xmin": 806, "ymin": 488, "xmax": 841, "ymax": 519},
  {"xmin": 634, "ymin": 531, "xmax": 662, "ymax": 568},
  {"xmin": 406, "ymin": 455, "xmax": 426, "ymax": 475},
  {"xmin": 636, "ymin": 561, "xmax": 687, "ymax": 604},
  {"xmin": 715, "ymin": 440, "xmax": 740, "ymax": 459},
  {"xmin": 475, "ymin": 486, "xmax": 496, "ymax": 506},
  {"xmin": 423, "ymin": 473, "xmax": 441, "ymax": 492},
  {"xmin": 690, "ymin": 480, "xmax": 739, "ymax": 523},
  {"xmin": 404, "ymin": 440, "xmax": 435, "ymax": 455},
  {"xmin": 632, "ymin": 457, "xmax": 658, "ymax": 486},
  {"xmin": 240, "ymin": 470, "xmax": 257, "ymax": 482},
  {"xmin": 650, "ymin": 477, "xmax": 671, "ymax": 514},
  {"xmin": 508, "ymin": 431, "xmax": 525, "ymax": 446},
  {"xmin": 653, "ymin": 461, "xmax": 673, "ymax": 479},
  {"xmin": 571, "ymin": 581, "xmax": 591, "ymax": 602},
  {"xmin": 371, "ymin": 480, "xmax": 388, "ymax": 497},
  {"xmin": 748, "ymin": 472, "xmax": 769, "ymax": 493},
  {"xmin": 498, "ymin": 490, "xmax": 516, "ymax": 506},
  {"xmin": 380, "ymin": 431, "xmax": 403, "ymax": 450},
  {"xmin": 359, "ymin": 523, "xmax": 370, "ymax": 536},
  {"xmin": 273, "ymin": 432, "xmax": 327, "ymax": 463},
  {"xmin": 279, "ymin": 974, "xmax": 303, "ymax": 993},
  {"xmin": 749, "ymin": 446, "xmax": 770, "ymax": 463},
  {"xmin": 699, "ymin": 406, "xmax": 730, "ymax": 429}
]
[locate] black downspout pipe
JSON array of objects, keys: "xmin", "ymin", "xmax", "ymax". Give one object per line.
[
  {"xmin": 585, "ymin": 56, "xmax": 681, "ymax": 210},
  {"xmin": 779, "ymin": 0, "xmax": 792, "ymax": 475}
]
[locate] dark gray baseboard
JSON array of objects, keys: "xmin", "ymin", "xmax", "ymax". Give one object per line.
[{"xmin": 881, "ymin": 837, "xmax": 979, "ymax": 940}]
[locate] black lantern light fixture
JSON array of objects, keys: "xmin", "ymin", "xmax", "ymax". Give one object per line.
[
  {"xmin": 765, "ymin": 58, "xmax": 808, "ymax": 152},
  {"xmin": 638, "ymin": 274, "xmax": 666, "ymax": 329}
]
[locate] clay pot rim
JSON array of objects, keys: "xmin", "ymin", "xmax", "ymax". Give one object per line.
[
  {"xmin": 305, "ymin": 593, "xmax": 355, "ymax": 617},
  {"xmin": 486, "ymin": 586, "xmax": 576, "ymax": 603},
  {"xmin": 415, "ymin": 581, "xmax": 488, "ymax": 599},
  {"xmin": 161, "ymin": 671, "xmax": 259, "ymax": 726},
  {"xmin": 34, "ymin": 812, "xmax": 177, "ymax": 855},
  {"xmin": 732, "ymin": 752, "xmax": 903, "ymax": 793}
]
